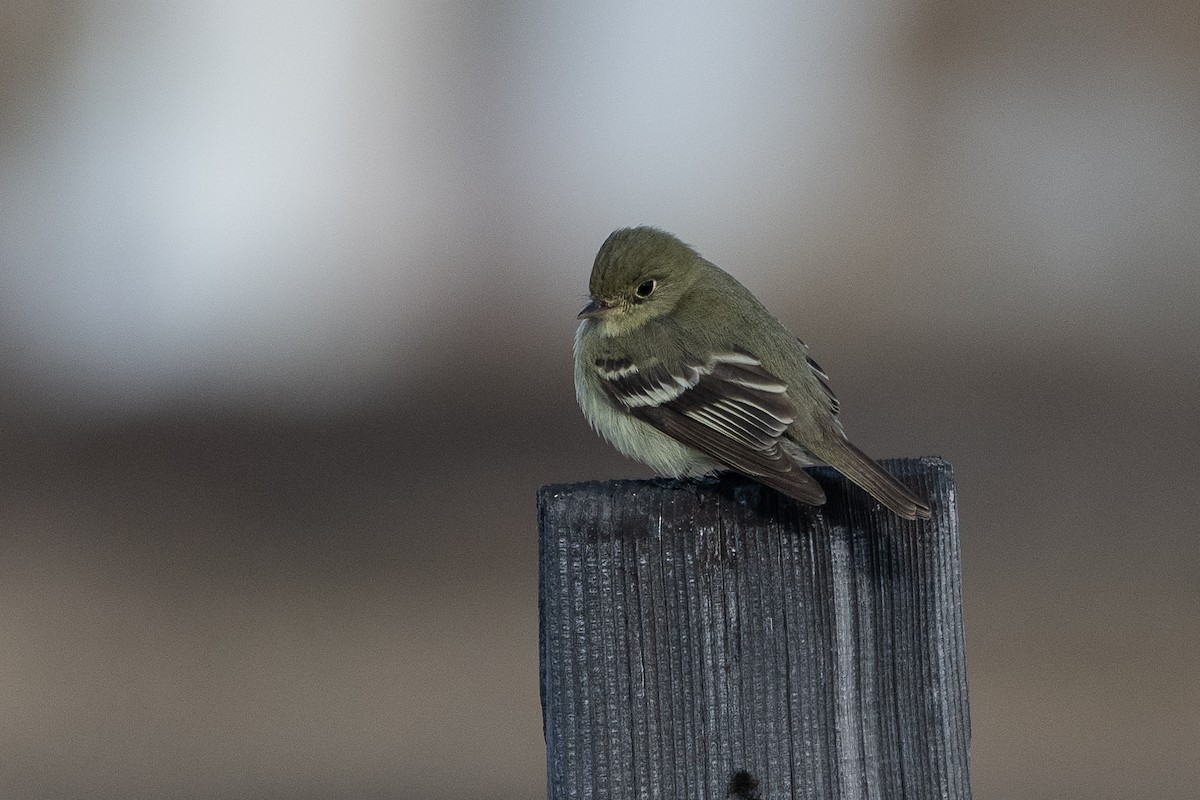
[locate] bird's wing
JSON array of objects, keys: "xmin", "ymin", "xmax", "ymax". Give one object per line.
[{"xmin": 594, "ymin": 351, "xmax": 827, "ymax": 505}]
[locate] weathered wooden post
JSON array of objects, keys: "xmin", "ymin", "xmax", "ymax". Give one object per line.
[{"xmin": 537, "ymin": 457, "xmax": 968, "ymax": 799}]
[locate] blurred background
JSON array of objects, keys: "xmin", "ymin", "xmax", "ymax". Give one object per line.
[{"xmin": 1, "ymin": 2, "xmax": 1197, "ymax": 798}]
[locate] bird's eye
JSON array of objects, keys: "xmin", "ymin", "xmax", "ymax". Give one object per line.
[{"xmin": 635, "ymin": 279, "xmax": 656, "ymax": 299}]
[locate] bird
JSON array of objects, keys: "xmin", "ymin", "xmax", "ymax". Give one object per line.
[{"xmin": 573, "ymin": 225, "xmax": 931, "ymax": 521}]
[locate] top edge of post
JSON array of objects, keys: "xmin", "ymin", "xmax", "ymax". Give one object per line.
[{"xmin": 538, "ymin": 455, "xmax": 952, "ymax": 502}]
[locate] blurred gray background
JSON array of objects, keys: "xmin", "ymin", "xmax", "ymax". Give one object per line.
[{"xmin": 1, "ymin": 3, "xmax": 1197, "ymax": 799}]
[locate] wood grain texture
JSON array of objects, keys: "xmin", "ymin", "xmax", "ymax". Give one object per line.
[{"xmin": 537, "ymin": 457, "xmax": 968, "ymax": 800}]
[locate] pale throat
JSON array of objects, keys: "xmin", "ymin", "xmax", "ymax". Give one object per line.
[{"xmin": 591, "ymin": 307, "xmax": 652, "ymax": 338}]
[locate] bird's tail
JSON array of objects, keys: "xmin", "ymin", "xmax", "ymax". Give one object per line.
[{"xmin": 817, "ymin": 437, "xmax": 932, "ymax": 520}]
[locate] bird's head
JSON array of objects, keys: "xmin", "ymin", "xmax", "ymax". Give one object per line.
[{"xmin": 578, "ymin": 226, "xmax": 702, "ymax": 335}]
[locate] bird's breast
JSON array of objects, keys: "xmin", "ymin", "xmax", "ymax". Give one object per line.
[{"xmin": 573, "ymin": 326, "xmax": 718, "ymax": 477}]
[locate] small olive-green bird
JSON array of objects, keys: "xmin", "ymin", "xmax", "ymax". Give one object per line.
[{"xmin": 574, "ymin": 225, "xmax": 931, "ymax": 521}]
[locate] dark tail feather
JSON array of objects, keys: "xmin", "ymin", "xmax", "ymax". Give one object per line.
[{"xmin": 818, "ymin": 438, "xmax": 932, "ymax": 520}]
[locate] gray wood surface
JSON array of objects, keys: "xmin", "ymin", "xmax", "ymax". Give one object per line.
[{"xmin": 537, "ymin": 457, "xmax": 968, "ymax": 800}]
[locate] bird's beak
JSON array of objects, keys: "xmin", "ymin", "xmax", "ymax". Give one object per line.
[{"xmin": 577, "ymin": 298, "xmax": 616, "ymax": 320}]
